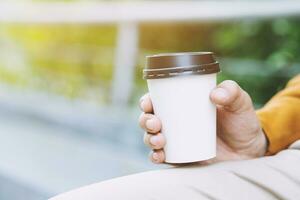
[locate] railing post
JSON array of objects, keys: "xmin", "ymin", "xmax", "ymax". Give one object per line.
[{"xmin": 111, "ymin": 22, "xmax": 138, "ymax": 107}]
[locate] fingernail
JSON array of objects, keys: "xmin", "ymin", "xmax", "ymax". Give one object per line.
[
  {"xmin": 152, "ymin": 152, "xmax": 159, "ymax": 162},
  {"xmin": 214, "ymin": 88, "xmax": 228, "ymax": 100},
  {"xmin": 139, "ymin": 98, "xmax": 146, "ymax": 111},
  {"xmin": 146, "ymin": 119, "xmax": 156, "ymax": 131},
  {"xmin": 150, "ymin": 136, "xmax": 159, "ymax": 146}
]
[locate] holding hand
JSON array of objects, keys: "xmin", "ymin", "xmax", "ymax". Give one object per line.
[{"xmin": 139, "ymin": 80, "xmax": 268, "ymax": 164}]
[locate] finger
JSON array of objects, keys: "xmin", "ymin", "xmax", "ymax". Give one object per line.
[
  {"xmin": 144, "ymin": 133, "xmax": 166, "ymax": 150},
  {"xmin": 210, "ymin": 80, "xmax": 253, "ymax": 113},
  {"xmin": 139, "ymin": 93, "xmax": 153, "ymax": 113},
  {"xmin": 149, "ymin": 150, "xmax": 165, "ymax": 164},
  {"xmin": 139, "ymin": 113, "xmax": 162, "ymax": 134}
]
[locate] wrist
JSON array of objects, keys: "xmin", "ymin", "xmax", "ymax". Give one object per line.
[
  {"xmin": 254, "ymin": 129, "xmax": 268, "ymax": 157},
  {"xmin": 240, "ymin": 128, "xmax": 268, "ymax": 159}
]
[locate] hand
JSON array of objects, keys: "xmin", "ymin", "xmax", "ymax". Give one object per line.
[{"xmin": 139, "ymin": 80, "xmax": 268, "ymax": 164}]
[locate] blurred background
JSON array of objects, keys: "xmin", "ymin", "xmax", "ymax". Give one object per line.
[{"xmin": 0, "ymin": 1, "xmax": 300, "ymax": 199}]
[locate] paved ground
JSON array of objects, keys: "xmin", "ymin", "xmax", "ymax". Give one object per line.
[
  {"xmin": 0, "ymin": 87, "xmax": 160, "ymax": 199},
  {"xmin": 0, "ymin": 174, "xmax": 46, "ymax": 200}
]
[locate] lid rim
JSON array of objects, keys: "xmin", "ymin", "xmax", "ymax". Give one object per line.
[
  {"xmin": 146, "ymin": 52, "xmax": 214, "ymax": 58},
  {"xmin": 143, "ymin": 62, "xmax": 219, "ymax": 72},
  {"xmin": 143, "ymin": 62, "xmax": 220, "ymax": 79},
  {"xmin": 144, "ymin": 51, "xmax": 220, "ymax": 79}
]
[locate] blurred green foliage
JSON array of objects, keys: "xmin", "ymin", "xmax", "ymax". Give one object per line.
[
  {"xmin": 0, "ymin": 18, "xmax": 299, "ymax": 107},
  {"xmin": 139, "ymin": 19, "xmax": 300, "ymax": 106}
]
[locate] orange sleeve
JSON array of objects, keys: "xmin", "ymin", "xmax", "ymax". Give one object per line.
[{"xmin": 256, "ymin": 74, "xmax": 300, "ymax": 155}]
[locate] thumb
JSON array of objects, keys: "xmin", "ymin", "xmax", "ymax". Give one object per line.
[{"xmin": 210, "ymin": 80, "xmax": 253, "ymax": 113}]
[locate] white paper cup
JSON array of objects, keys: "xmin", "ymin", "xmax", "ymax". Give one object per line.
[{"xmin": 144, "ymin": 52, "xmax": 220, "ymax": 163}]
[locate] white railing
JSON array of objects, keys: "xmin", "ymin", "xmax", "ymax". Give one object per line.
[
  {"xmin": 1, "ymin": 1, "xmax": 300, "ymax": 106},
  {"xmin": 1, "ymin": 2, "xmax": 300, "ymax": 23}
]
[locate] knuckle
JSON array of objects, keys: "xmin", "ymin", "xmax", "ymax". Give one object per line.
[
  {"xmin": 139, "ymin": 93, "xmax": 152, "ymax": 112},
  {"xmin": 139, "ymin": 113, "xmax": 155, "ymax": 129},
  {"xmin": 223, "ymin": 80, "xmax": 238, "ymax": 87},
  {"xmin": 143, "ymin": 133, "xmax": 150, "ymax": 145},
  {"xmin": 139, "ymin": 94, "xmax": 146, "ymax": 103},
  {"xmin": 228, "ymin": 81, "xmax": 240, "ymax": 91},
  {"xmin": 148, "ymin": 151, "xmax": 155, "ymax": 161},
  {"xmin": 223, "ymin": 80, "xmax": 240, "ymax": 91},
  {"xmin": 138, "ymin": 113, "xmax": 146, "ymax": 127},
  {"xmin": 139, "ymin": 93, "xmax": 149, "ymax": 104},
  {"xmin": 153, "ymin": 117, "xmax": 162, "ymax": 128},
  {"xmin": 223, "ymin": 80, "xmax": 241, "ymax": 100},
  {"xmin": 156, "ymin": 150, "xmax": 165, "ymax": 162},
  {"xmin": 156, "ymin": 134, "xmax": 166, "ymax": 146}
]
